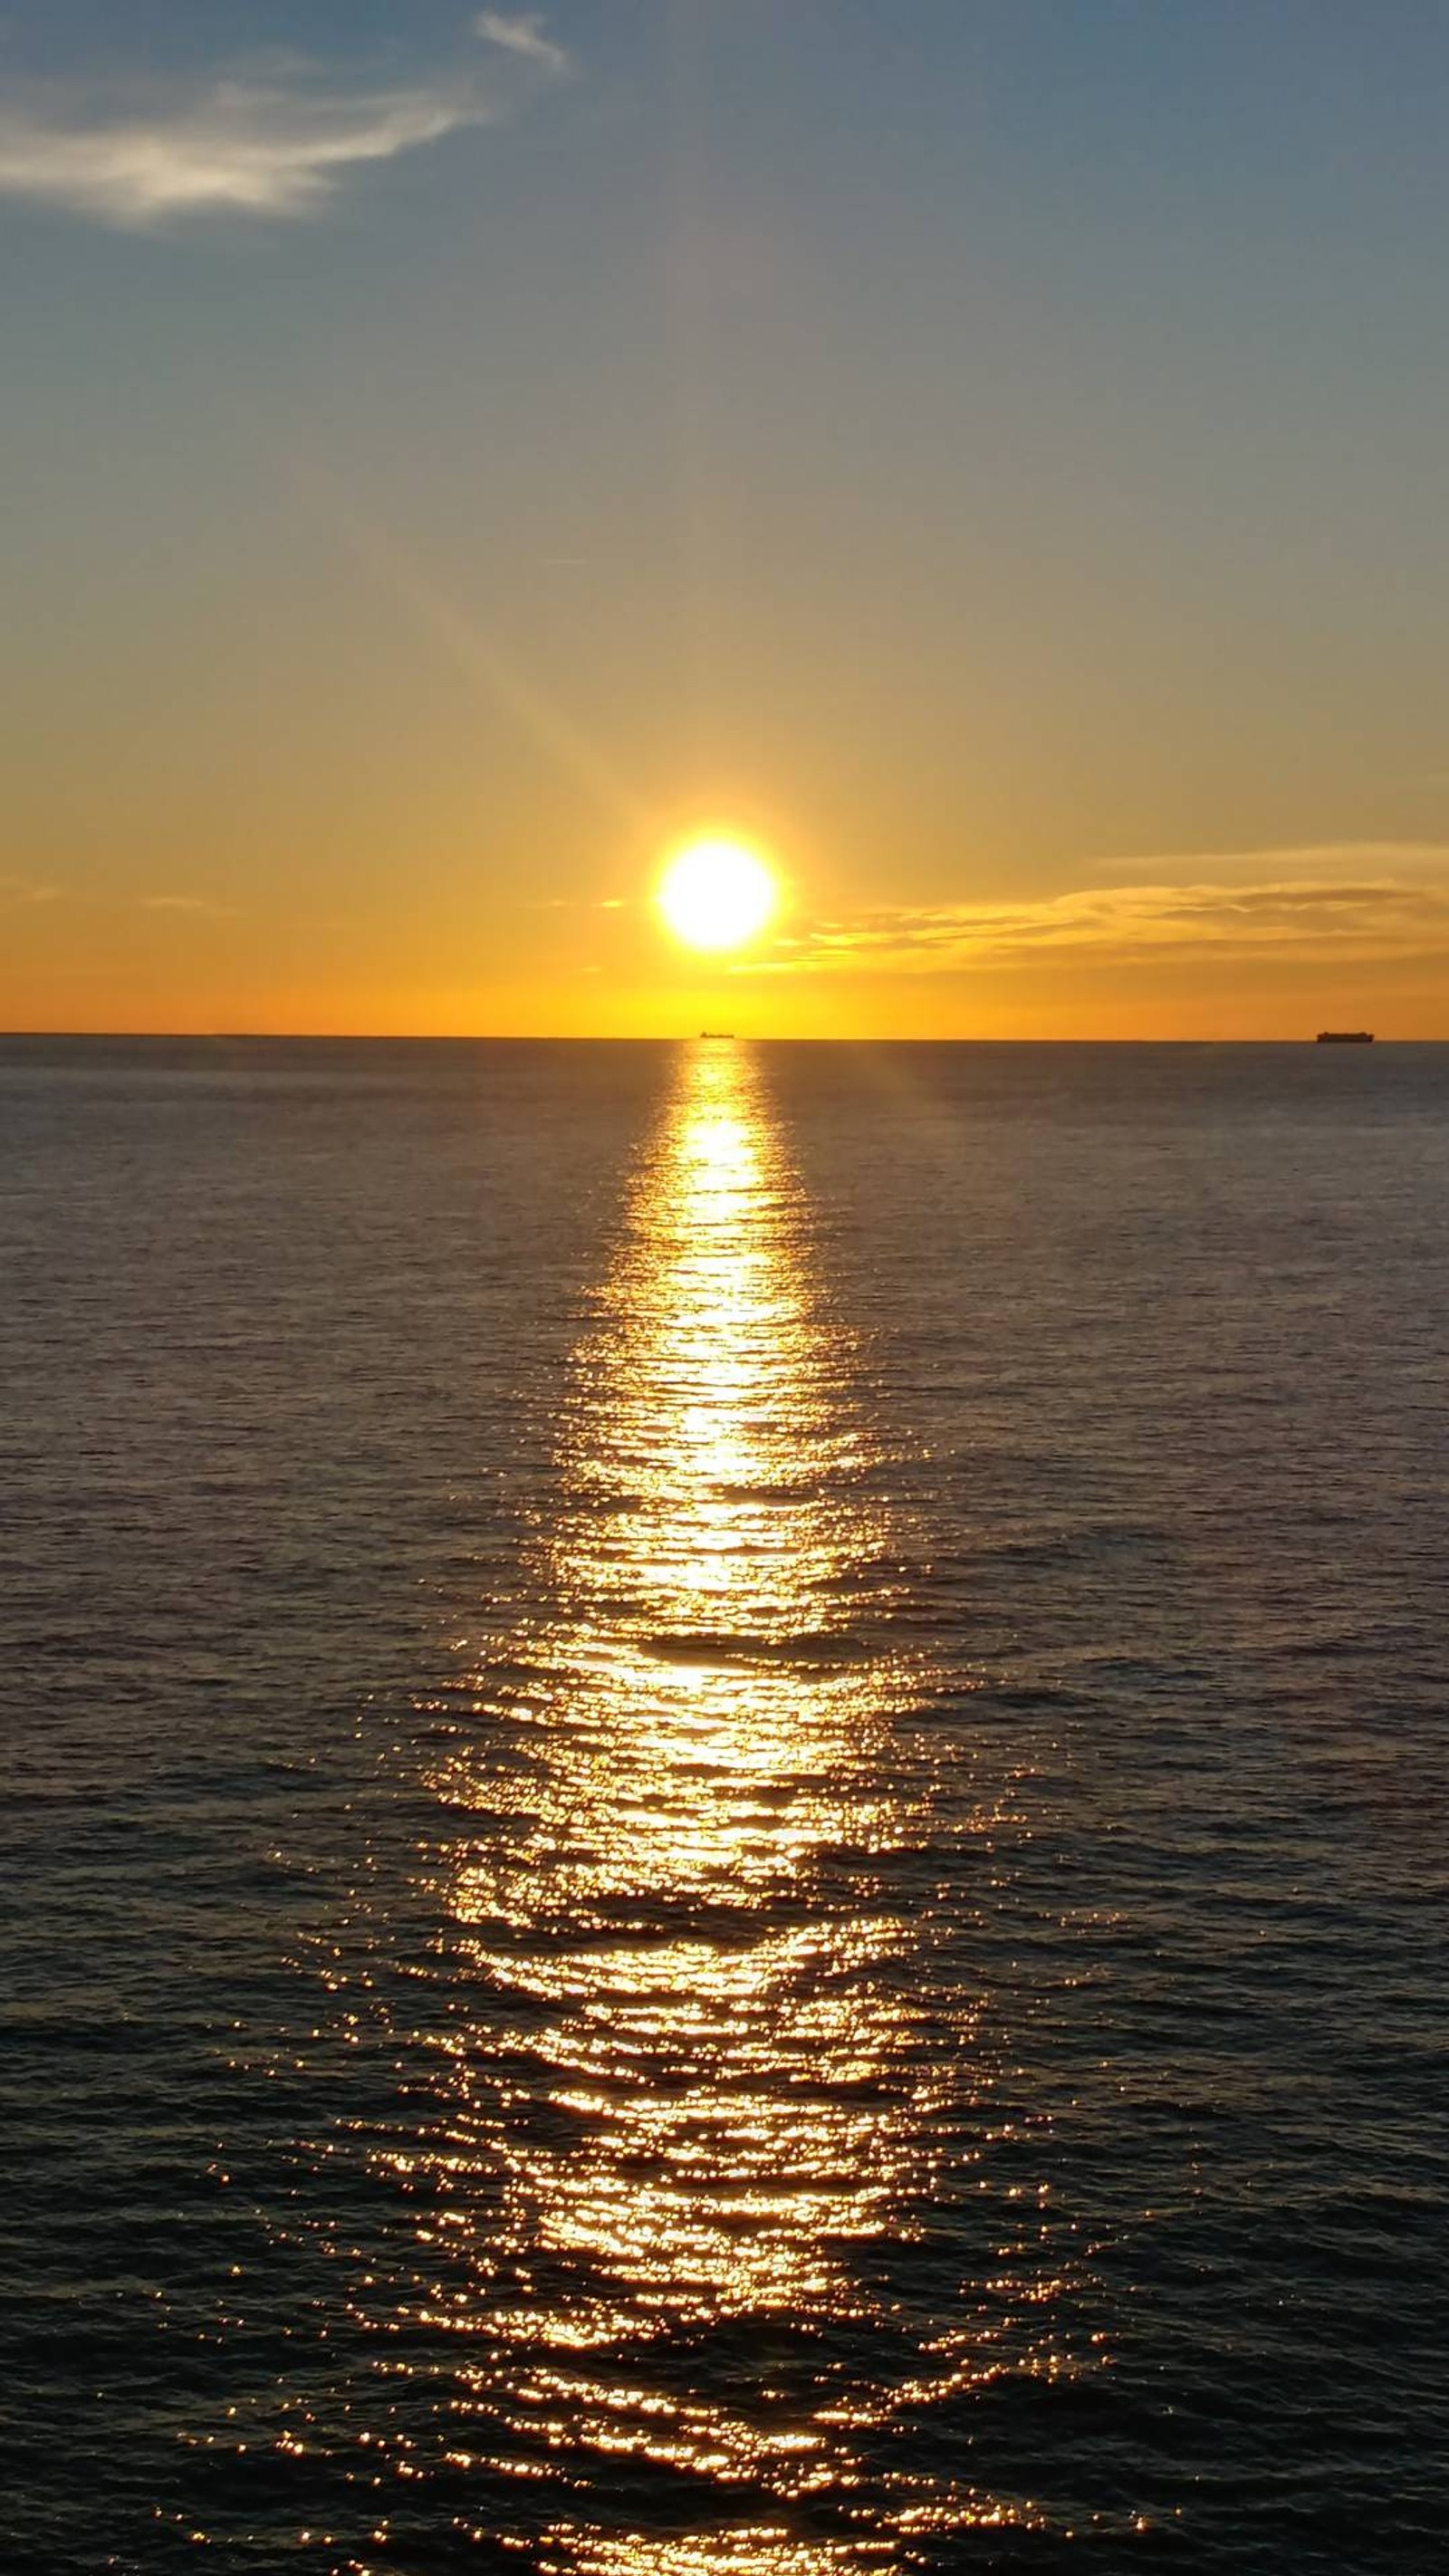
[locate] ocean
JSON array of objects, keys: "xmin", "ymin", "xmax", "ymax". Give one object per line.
[{"xmin": 2, "ymin": 1036, "xmax": 1445, "ymax": 2573}]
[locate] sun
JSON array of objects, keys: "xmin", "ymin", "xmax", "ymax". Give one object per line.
[{"xmin": 656, "ymin": 835, "xmax": 778, "ymax": 954}]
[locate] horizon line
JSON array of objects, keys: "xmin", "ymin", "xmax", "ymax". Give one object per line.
[{"xmin": 0, "ymin": 1029, "xmax": 1427, "ymax": 1047}]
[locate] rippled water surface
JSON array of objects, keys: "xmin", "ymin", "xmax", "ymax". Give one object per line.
[{"xmin": 3, "ymin": 1038, "xmax": 1446, "ymax": 2572}]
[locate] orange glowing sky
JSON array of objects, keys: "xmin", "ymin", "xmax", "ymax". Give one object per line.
[{"xmin": 5, "ymin": 4, "xmax": 1449, "ymax": 1036}]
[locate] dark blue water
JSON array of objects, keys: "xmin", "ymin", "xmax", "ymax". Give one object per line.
[{"xmin": 2, "ymin": 1039, "xmax": 1445, "ymax": 2573}]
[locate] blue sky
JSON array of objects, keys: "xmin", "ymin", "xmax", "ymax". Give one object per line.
[{"xmin": 6, "ymin": 3, "xmax": 1449, "ymax": 1032}]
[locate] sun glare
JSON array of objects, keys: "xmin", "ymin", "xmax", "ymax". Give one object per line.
[{"xmin": 657, "ymin": 836, "xmax": 778, "ymax": 955}]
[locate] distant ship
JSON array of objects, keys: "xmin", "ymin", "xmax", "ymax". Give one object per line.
[
  {"xmin": 699, "ymin": 1029, "xmax": 735, "ymax": 1040},
  {"xmin": 1316, "ymin": 1030, "xmax": 1374, "ymax": 1043}
]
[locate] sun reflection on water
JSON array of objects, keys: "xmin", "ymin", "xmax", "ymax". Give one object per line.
[
  {"xmin": 438, "ymin": 1047, "xmax": 931, "ymax": 2561},
  {"xmin": 354, "ymin": 1044, "xmax": 1082, "ymax": 2569}
]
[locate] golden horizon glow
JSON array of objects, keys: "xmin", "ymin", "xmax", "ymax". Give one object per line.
[{"xmin": 656, "ymin": 835, "xmax": 779, "ymax": 956}]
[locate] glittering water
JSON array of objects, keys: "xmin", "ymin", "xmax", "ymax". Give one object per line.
[{"xmin": 2, "ymin": 1038, "xmax": 1446, "ymax": 2573}]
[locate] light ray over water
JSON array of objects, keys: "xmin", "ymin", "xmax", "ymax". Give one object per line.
[
  {"xmin": 220, "ymin": 1044, "xmax": 1106, "ymax": 2571},
  {"xmin": 378, "ymin": 1046, "xmax": 1083, "ymax": 2568},
  {"xmin": 449, "ymin": 1050, "xmax": 923, "ymax": 2534},
  {"xmin": 427, "ymin": 1050, "xmax": 907, "ymax": 2561}
]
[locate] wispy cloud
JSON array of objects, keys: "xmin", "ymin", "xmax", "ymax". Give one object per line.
[
  {"xmin": 0, "ymin": 22, "xmax": 569, "ymax": 228},
  {"xmin": 766, "ymin": 849, "xmax": 1449, "ymax": 977},
  {"xmin": 142, "ymin": 893, "xmax": 240, "ymax": 919},
  {"xmin": 475, "ymin": 14, "xmax": 571, "ymax": 76},
  {"xmin": 0, "ymin": 871, "xmax": 62, "ymax": 905}
]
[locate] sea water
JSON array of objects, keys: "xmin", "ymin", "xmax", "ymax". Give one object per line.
[{"xmin": 2, "ymin": 1038, "xmax": 1445, "ymax": 2571}]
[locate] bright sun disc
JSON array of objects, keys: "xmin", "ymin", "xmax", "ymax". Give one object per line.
[{"xmin": 657, "ymin": 836, "xmax": 778, "ymax": 954}]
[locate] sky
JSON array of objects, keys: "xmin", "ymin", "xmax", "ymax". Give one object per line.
[{"xmin": 5, "ymin": 1, "xmax": 1449, "ymax": 1035}]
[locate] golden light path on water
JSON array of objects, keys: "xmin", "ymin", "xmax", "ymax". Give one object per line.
[{"xmin": 377, "ymin": 1044, "xmax": 1082, "ymax": 2570}]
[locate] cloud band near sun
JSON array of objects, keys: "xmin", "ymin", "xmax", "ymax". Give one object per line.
[{"xmin": 756, "ymin": 851, "xmax": 1449, "ymax": 976}]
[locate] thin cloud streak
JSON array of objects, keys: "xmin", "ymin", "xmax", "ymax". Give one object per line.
[
  {"xmin": 142, "ymin": 894, "xmax": 240, "ymax": 918},
  {"xmin": 0, "ymin": 872, "xmax": 62, "ymax": 905},
  {"xmin": 475, "ymin": 14, "xmax": 571, "ymax": 76},
  {"xmin": 0, "ymin": 84, "xmax": 485, "ymax": 224},
  {"xmin": 770, "ymin": 852, "xmax": 1449, "ymax": 977},
  {"xmin": 0, "ymin": 20, "xmax": 570, "ymax": 227}
]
